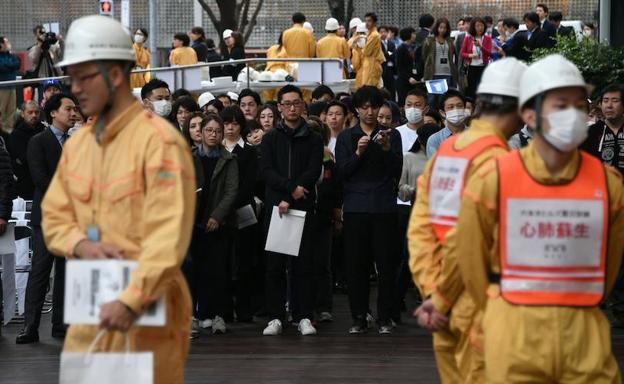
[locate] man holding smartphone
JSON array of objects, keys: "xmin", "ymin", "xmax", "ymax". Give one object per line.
[{"xmin": 336, "ymin": 86, "xmax": 403, "ymax": 334}]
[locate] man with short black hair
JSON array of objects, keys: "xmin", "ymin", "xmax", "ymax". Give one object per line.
[
  {"xmin": 8, "ymin": 100, "xmax": 44, "ymax": 199},
  {"xmin": 379, "ymin": 25, "xmax": 397, "ymax": 100},
  {"xmin": 549, "ymin": 11, "xmax": 574, "ymax": 38},
  {"xmin": 217, "ymin": 93, "xmax": 232, "ymax": 108},
  {"xmin": 426, "ymin": 90, "xmax": 468, "ymax": 157},
  {"xmin": 502, "ymin": 18, "xmax": 528, "ymax": 61},
  {"xmin": 283, "ymin": 12, "xmax": 315, "ymax": 59},
  {"xmin": 260, "ymin": 84, "xmax": 323, "ymax": 337},
  {"xmin": 536, "ymin": 3, "xmax": 557, "ymax": 39},
  {"xmin": 396, "ymin": 27, "xmax": 418, "ymax": 106},
  {"xmin": 311, "ymin": 85, "xmax": 335, "ymax": 103},
  {"xmin": 17, "ymin": 93, "xmax": 78, "ymax": 344},
  {"xmin": 238, "ymin": 88, "xmax": 261, "ymax": 120},
  {"xmin": 336, "ymin": 86, "xmax": 402, "ymax": 334},
  {"xmin": 414, "ymin": 14, "xmax": 435, "ymax": 80},
  {"xmin": 523, "ymin": 11, "xmax": 553, "ymax": 49},
  {"xmin": 325, "ymin": 100, "xmax": 347, "ymax": 154},
  {"xmin": 582, "ymin": 84, "xmax": 624, "ymax": 175},
  {"xmin": 141, "ymin": 78, "xmax": 171, "ymax": 116}
]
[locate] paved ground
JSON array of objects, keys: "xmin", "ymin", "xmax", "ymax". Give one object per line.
[{"xmin": 1, "ymin": 290, "xmax": 624, "ymax": 383}]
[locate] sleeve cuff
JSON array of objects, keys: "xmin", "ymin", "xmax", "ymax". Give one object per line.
[
  {"xmin": 119, "ymin": 285, "xmax": 147, "ymax": 316},
  {"xmin": 431, "ymin": 291, "xmax": 452, "ymax": 315},
  {"xmin": 67, "ymin": 232, "xmax": 88, "ymax": 259}
]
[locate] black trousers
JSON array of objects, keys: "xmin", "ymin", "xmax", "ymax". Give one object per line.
[
  {"xmin": 264, "ymin": 212, "xmax": 316, "ymax": 322},
  {"xmin": 232, "ymin": 223, "xmax": 257, "ymax": 321},
  {"xmin": 466, "ymin": 65, "xmax": 485, "ymax": 99},
  {"xmin": 312, "ymin": 220, "xmax": 333, "ymax": 313},
  {"xmin": 394, "ymin": 204, "xmax": 415, "ymax": 318},
  {"xmin": 24, "ymin": 225, "xmax": 65, "ymax": 330},
  {"xmin": 343, "ymin": 212, "xmax": 399, "ymax": 322},
  {"xmin": 184, "ymin": 227, "xmax": 233, "ymax": 321}
]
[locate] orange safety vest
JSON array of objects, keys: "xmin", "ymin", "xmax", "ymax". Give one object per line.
[
  {"xmin": 429, "ymin": 134, "xmax": 506, "ymax": 243},
  {"xmin": 498, "ymin": 151, "xmax": 608, "ymax": 307}
]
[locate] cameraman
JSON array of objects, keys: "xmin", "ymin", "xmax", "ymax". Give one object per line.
[{"xmin": 27, "ymin": 25, "xmax": 62, "ymax": 78}]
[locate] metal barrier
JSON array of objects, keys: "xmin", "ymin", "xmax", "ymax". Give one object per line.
[{"xmin": 0, "ymin": 57, "xmax": 345, "ymax": 92}]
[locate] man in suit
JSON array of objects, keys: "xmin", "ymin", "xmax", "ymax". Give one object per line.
[
  {"xmin": 16, "ymin": 93, "xmax": 78, "ymax": 344},
  {"xmin": 523, "ymin": 11, "xmax": 553, "ymax": 51},
  {"xmin": 8, "ymin": 100, "xmax": 44, "ymax": 199},
  {"xmin": 454, "ymin": 17, "xmax": 472, "ymax": 92},
  {"xmin": 379, "ymin": 26, "xmax": 397, "ymax": 100},
  {"xmin": 536, "ymin": 3, "xmax": 557, "ymax": 40},
  {"xmin": 413, "ymin": 14, "xmax": 434, "ymax": 81},
  {"xmin": 502, "ymin": 18, "xmax": 529, "ymax": 62},
  {"xmin": 549, "ymin": 11, "xmax": 574, "ymax": 38}
]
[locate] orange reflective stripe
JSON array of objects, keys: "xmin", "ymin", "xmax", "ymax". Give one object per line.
[
  {"xmin": 498, "ymin": 151, "xmax": 608, "ymax": 307},
  {"xmin": 428, "ymin": 134, "xmax": 506, "ymax": 244}
]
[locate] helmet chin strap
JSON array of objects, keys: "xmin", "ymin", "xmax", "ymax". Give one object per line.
[
  {"xmin": 93, "ymin": 61, "xmax": 133, "ymax": 144},
  {"xmin": 534, "ymin": 93, "xmax": 564, "ymax": 153}
]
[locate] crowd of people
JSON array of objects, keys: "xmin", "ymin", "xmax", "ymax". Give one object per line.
[{"xmin": 0, "ymin": 3, "xmax": 621, "ymax": 384}]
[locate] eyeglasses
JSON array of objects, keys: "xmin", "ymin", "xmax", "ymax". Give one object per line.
[
  {"xmin": 204, "ymin": 129, "xmax": 222, "ymax": 136},
  {"xmin": 280, "ymin": 100, "xmax": 303, "ymax": 109},
  {"xmin": 69, "ymin": 71, "xmax": 101, "ymax": 87}
]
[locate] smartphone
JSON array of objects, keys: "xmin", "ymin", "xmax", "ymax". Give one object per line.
[{"xmin": 372, "ymin": 129, "xmax": 390, "ymax": 142}]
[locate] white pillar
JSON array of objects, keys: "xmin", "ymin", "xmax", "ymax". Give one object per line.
[
  {"xmin": 599, "ymin": 0, "xmax": 611, "ymax": 44},
  {"xmin": 193, "ymin": 0, "xmax": 203, "ymax": 28}
]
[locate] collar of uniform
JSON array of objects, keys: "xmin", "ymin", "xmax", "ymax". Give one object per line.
[
  {"xmin": 455, "ymin": 118, "xmax": 507, "ymax": 149},
  {"xmin": 521, "ymin": 141, "xmax": 581, "ymax": 184},
  {"xmin": 92, "ymin": 101, "xmax": 144, "ymax": 144}
]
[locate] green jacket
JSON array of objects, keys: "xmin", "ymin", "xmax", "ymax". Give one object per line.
[
  {"xmin": 422, "ymin": 36, "xmax": 458, "ymax": 84},
  {"xmin": 193, "ymin": 146, "xmax": 239, "ymax": 227}
]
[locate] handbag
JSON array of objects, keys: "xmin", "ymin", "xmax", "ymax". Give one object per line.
[{"xmin": 59, "ymin": 330, "xmax": 154, "ymax": 384}]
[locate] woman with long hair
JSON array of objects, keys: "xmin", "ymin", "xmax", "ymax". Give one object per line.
[
  {"xmin": 423, "ymin": 17, "xmax": 458, "ymax": 106},
  {"xmin": 222, "ymin": 30, "xmax": 246, "ymax": 80},
  {"xmin": 460, "ymin": 17, "xmax": 492, "ymax": 98}
]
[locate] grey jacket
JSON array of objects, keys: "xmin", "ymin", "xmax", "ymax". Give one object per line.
[{"xmin": 193, "ymin": 146, "xmax": 239, "ymax": 227}]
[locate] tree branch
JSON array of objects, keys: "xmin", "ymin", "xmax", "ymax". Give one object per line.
[
  {"xmin": 235, "ymin": 0, "xmax": 245, "ymax": 30},
  {"xmin": 197, "ymin": 0, "xmax": 221, "ymax": 32},
  {"xmin": 244, "ymin": 0, "xmax": 264, "ymax": 43},
  {"xmin": 240, "ymin": 0, "xmax": 251, "ymax": 31}
]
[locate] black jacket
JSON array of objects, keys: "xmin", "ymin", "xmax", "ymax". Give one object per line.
[
  {"xmin": 556, "ymin": 25, "xmax": 574, "ymax": 38},
  {"xmin": 541, "ymin": 20, "xmax": 557, "ymax": 40},
  {"xmin": 8, "ymin": 118, "xmax": 44, "ymax": 199},
  {"xmin": 381, "ymin": 39, "xmax": 396, "ymax": 75},
  {"xmin": 27, "ymin": 129, "xmax": 62, "ymax": 226},
  {"xmin": 0, "ymin": 138, "xmax": 14, "ymax": 220},
  {"xmin": 260, "ymin": 120, "xmax": 323, "ymax": 212},
  {"xmin": 192, "ymin": 40, "xmax": 209, "ymax": 62},
  {"xmin": 316, "ymin": 157, "xmax": 343, "ymax": 225},
  {"xmin": 232, "ymin": 143, "xmax": 258, "ymax": 209},
  {"xmin": 396, "ymin": 43, "xmax": 416, "ymax": 83},
  {"xmin": 503, "ymin": 31, "xmax": 529, "ymax": 62},
  {"xmin": 222, "ymin": 46, "xmax": 246, "ymax": 80},
  {"xmin": 335, "ymin": 123, "xmax": 403, "ymax": 214},
  {"xmin": 206, "ymin": 48, "xmax": 224, "ymax": 79},
  {"xmin": 526, "ymin": 27, "xmax": 554, "ymax": 50},
  {"xmin": 581, "ymin": 120, "xmax": 624, "ymax": 175}
]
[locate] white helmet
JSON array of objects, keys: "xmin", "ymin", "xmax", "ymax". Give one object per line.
[
  {"xmin": 56, "ymin": 15, "xmax": 134, "ymax": 67},
  {"xmin": 519, "ymin": 54, "xmax": 588, "ymax": 108},
  {"xmin": 349, "ymin": 18, "xmax": 362, "ymax": 30},
  {"xmin": 223, "ymin": 29, "xmax": 233, "ymax": 40},
  {"xmin": 198, "ymin": 92, "xmax": 215, "ymax": 109},
  {"xmin": 272, "ymin": 69, "xmax": 289, "ymax": 82},
  {"xmin": 477, "ymin": 58, "xmax": 528, "ymax": 98},
  {"xmin": 227, "ymin": 91, "xmax": 239, "ymax": 102},
  {"xmin": 325, "ymin": 18, "xmax": 339, "ymax": 32},
  {"xmin": 356, "ymin": 23, "xmax": 368, "ymax": 34},
  {"xmin": 258, "ymin": 71, "xmax": 273, "ymax": 82},
  {"xmin": 237, "ymin": 67, "xmax": 259, "ymax": 82},
  {"xmin": 303, "ymin": 22, "xmax": 314, "ymax": 33}
]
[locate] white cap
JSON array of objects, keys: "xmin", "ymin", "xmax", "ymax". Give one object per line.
[
  {"xmin": 349, "ymin": 18, "xmax": 362, "ymax": 30},
  {"xmin": 198, "ymin": 92, "xmax": 215, "ymax": 108},
  {"xmin": 356, "ymin": 23, "xmax": 368, "ymax": 34},
  {"xmin": 272, "ymin": 69, "xmax": 289, "ymax": 82},
  {"xmin": 222, "ymin": 29, "xmax": 233, "ymax": 39},
  {"xmin": 477, "ymin": 58, "xmax": 528, "ymax": 98},
  {"xmin": 56, "ymin": 15, "xmax": 134, "ymax": 67},
  {"xmin": 519, "ymin": 54, "xmax": 588, "ymax": 108},
  {"xmin": 227, "ymin": 91, "xmax": 239, "ymax": 101},
  {"xmin": 325, "ymin": 18, "xmax": 339, "ymax": 32},
  {"xmin": 303, "ymin": 22, "xmax": 314, "ymax": 32}
]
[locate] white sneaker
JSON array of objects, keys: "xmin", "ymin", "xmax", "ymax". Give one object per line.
[
  {"xmin": 298, "ymin": 318, "xmax": 317, "ymax": 336},
  {"xmin": 200, "ymin": 318, "xmax": 213, "ymax": 329},
  {"xmin": 263, "ymin": 319, "xmax": 282, "ymax": 336},
  {"xmin": 212, "ymin": 316, "xmax": 226, "ymax": 334}
]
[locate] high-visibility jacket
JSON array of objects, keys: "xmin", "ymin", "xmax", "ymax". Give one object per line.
[
  {"xmin": 429, "ymin": 134, "xmax": 506, "ymax": 243},
  {"xmin": 498, "ymin": 150, "xmax": 608, "ymax": 306}
]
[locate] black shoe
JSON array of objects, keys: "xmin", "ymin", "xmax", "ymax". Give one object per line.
[
  {"xmin": 16, "ymin": 327, "xmax": 39, "ymax": 344},
  {"xmin": 51, "ymin": 325, "xmax": 67, "ymax": 339}
]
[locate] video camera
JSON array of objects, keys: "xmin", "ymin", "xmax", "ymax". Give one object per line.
[{"xmin": 40, "ymin": 31, "xmax": 58, "ymax": 50}]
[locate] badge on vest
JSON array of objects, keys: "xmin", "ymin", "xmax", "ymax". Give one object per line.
[{"xmin": 429, "ymin": 156, "xmax": 469, "ymax": 224}]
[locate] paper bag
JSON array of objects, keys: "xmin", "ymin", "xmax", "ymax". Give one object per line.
[{"xmin": 265, "ymin": 207, "xmax": 306, "ymax": 257}]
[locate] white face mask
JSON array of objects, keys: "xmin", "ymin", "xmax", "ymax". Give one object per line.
[
  {"xmin": 134, "ymin": 34, "xmax": 145, "ymax": 44},
  {"xmin": 445, "ymin": 109, "xmax": 467, "ymax": 125},
  {"xmin": 357, "ymin": 37, "xmax": 366, "ymax": 48},
  {"xmin": 152, "ymin": 100, "xmax": 172, "ymax": 117},
  {"xmin": 543, "ymin": 108, "xmax": 589, "ymax": 152},
  {"xmin": 583, "ymin": 30, "xmax": 592, "ymax": 38},
  {"xmin": 405, "ymin": 107, "xmax": 423, "ymax": 124}
]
